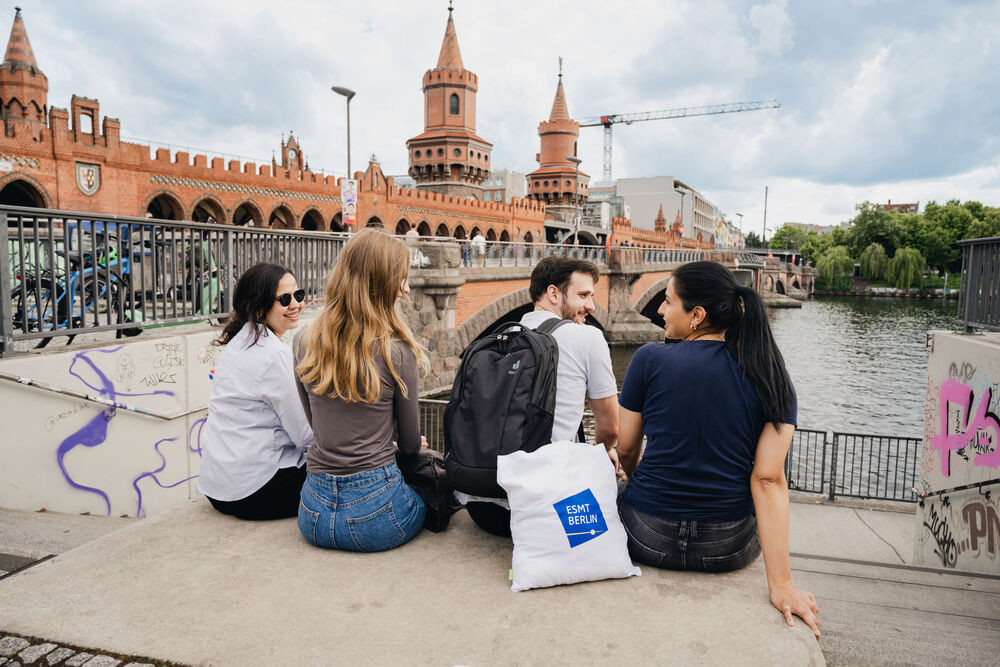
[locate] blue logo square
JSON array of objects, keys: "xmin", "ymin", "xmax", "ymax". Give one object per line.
[{"xmin": 553, "ymin": 488, "xmax": 608, "ymax": 548}]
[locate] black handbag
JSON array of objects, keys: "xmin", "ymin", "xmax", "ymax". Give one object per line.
[{"xmin": 396, "ymin": 448, "xmax": 457, "ymax": 533}]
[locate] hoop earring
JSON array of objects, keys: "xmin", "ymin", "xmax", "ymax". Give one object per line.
[{"xmin": 690, "ymin": 322, "xmax": 697, "ymax": 330}]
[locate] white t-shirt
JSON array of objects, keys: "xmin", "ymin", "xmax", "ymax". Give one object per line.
[
  {"xmin": 519, "ymin": 310, "xmax": 618, "ymax": 441},
  {"xmin": 198, "ymin": 323, "xmax": 314, "ymax": 501}
]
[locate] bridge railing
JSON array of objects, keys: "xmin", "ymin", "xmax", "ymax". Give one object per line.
[
  {"xmin": 449, "ymin": 239, "xmax": 608, "ymax": 268},
  {"xmin": 957, "ymin": 236, "xmax": 1000, "ymax": 332},
  {"xmin": 1, "ymin": 205, "xmax": 346, "ymax": 355}
]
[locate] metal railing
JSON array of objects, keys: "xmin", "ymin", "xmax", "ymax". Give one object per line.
[
  {"xmin": 957, "ymin": 236, "xmax": 1000, "ymax": 331},
  {"xmin": 452, "ymin": 239, "xmax": 608, "ymax": 268},
  {"xmin": 417, "ymin": 400, "xmax": 921, "ymax": 503},
  {"xmin": 2, "ymin": 205, "xmax": 346, "ymax": 354}
]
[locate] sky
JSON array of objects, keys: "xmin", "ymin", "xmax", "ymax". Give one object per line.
[{"xmin": 11, "ymin": 0, "xmax": 1000, "ymax": 234}]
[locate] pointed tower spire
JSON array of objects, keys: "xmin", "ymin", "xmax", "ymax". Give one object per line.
[
  {"xmin": 436, "ymin": 2, "xmax": 464, "ymax": 69},
  {"xmin": 3, "ymin": 7, "xmax": 40, "ymax": 71},
  {"xmin": 655, "ymin": 204, "xmax": 667, "ymax": 232},
  {"xmin": 549, "ymin": 57, "xmax": 570, "ymax": 121}
]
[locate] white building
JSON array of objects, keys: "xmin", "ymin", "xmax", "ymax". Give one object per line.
[
  {"xmin": 592, "ymin": 176, "xmax": 722, "ymax": 244},
  {"xmin": 482, "ymin": 168, "xmax": 526, "ymax": 203}
]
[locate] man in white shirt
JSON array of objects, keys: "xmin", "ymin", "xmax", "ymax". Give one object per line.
[
  {"xmin": 466, "ymin": 255, "xmax": 620, "ymax": 536},
  {"xmin": 471, "ymin": 232, "xmax": 486, "ymax": 267}
]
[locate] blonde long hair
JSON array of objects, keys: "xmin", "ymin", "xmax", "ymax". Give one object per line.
[{"xmin": 296, "ymin": 228, "xmax": 428, "ymax": 403}]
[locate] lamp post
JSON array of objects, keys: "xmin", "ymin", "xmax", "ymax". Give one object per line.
[
  {"xmin": 331, "ymin": 86, "xmax": 356, "ymax": 177},
  {"xmin": 566, "ymin": 156, "xmax": 582, "ymax": 245},
  {"xmin": 675, "ymin": 189, "xmax": 687, "ymax": 249},
  {"xmin": 735, "ymin": 212, "xmax": 743, "ymax": 248}
]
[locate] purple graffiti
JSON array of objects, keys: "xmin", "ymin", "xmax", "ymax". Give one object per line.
[
  {"xmin": 931, "ymin": 379, "xmax": 1000, "ymax": 477},
  {"xmin": 58, "ymin": 347, "xmax": 175, "ymax": 515},
  {"xmin": 131, "ymin": 437, "xmax": 197, "ymax": 518}
]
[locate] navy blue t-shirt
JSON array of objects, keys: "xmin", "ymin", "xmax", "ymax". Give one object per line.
[{"xmin": 618, "ymin": 340, "xmax": 796, "ymax": 521}]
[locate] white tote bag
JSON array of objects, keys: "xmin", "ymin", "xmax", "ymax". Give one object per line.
[{"xmin": 497, "ymin": 441, "xmax": 641, "ymax": 592}]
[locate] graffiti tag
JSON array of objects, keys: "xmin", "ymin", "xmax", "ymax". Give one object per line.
[
  {"xmin": 139, "ymin": 372, "xmax": 177, "ymax": 388},
  {"xmin": 931, "ymin": 380, "xmax": 1000, "ymax": 477},
  {"xmin": 949, "ymin": 362, "xmax": 977, "ymax": 382},
  {"xmin": 922, "ymin": 501, "xmax": 958, "ymax": 567},
  {"xmin": 961, "ymin": 499, "xmax": 1000, "ymax": 560}
]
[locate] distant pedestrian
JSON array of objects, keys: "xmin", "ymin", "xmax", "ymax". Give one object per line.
[
  {"xmin": 198, "ymin": 262, "xmax": 313, "ymax": 521},
  {"xmin": 405, "ymin": 225, "xmax": 419, "ymax": 239},
  {"xmin": 294, "ymin": 228, "xmax": 430, "ymax": 552},
  {"xmin": 471, "ymin": 232, "xmax": 486, "ymax": 267}
]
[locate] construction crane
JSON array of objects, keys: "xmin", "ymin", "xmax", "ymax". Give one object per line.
[{"xmin": 577, "ymin": 99, "xmax": 780, "ymax": 181}]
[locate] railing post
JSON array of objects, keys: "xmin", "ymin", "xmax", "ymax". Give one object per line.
[
  {"xmin": 0, "ymin": 212, "xmax": 13, "ymax": 356},
  {"xmin": 223, "ymin": 228, "xmax": 234, "ymax": 314},
  {"xmin": 828, "ymin": 432, "xmax": 839, "ymax": 501}
]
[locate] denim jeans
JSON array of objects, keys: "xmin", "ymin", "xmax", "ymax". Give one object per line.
[
  {"xmin": 298, "ymin": 463, "xmax": 426, "ymax": 552},
  {"xmin": 617, "ymin": 499, "xmax": 761, "ymax": 572}
]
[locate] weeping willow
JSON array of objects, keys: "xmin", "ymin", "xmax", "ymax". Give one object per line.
[
  {"xmin": 860, "ymin": 243, "xmax": 888, "ymax": 281},
  {"xmin": 888, "ymin": 247, "xmax": 925, "ymax": 289},
  {"xmin": 816, "ymin": 246, "xmax": 855, "ymax": 284}
]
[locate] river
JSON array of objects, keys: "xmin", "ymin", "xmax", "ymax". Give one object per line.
[{"xmin": 610, "ymin": 296, "xmax": 959, "ymax": 437}]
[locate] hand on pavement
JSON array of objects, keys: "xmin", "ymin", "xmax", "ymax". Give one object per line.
[{"xmin": 770, "ymin": 581, "xmax": 820, "ymax": 640}]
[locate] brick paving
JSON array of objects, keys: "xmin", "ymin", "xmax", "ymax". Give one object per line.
[{"xmin": 0, "ymin": 635, "xmax": 170, "ymax": 667}]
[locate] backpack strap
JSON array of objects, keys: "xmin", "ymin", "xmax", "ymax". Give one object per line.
[{"xmin": 534, "ymin": 316, "xmax": 573, "ymax": 335}]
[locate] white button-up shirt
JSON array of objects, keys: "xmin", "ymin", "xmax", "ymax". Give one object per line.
[{"xmin": 197, "ymin": 322, "xmax": 314, "ymax": 501}]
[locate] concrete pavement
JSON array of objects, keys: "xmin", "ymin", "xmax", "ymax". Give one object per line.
[{"xmin": 1, "ymin": 496, "xmax": 997, "ymax": 665}]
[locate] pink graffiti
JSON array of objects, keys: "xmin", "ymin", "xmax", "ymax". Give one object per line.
[{"xmin": 930, "ymin": 379, "xmax": 1000, "ymax": 477}]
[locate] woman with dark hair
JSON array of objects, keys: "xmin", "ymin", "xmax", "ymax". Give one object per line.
[
  {"xmin": 198, "ymin": 262, "xmax": 314, "ymax": 520},
  {"xmin": 617, "ymin": 261, "xmax": 820, "ymax": 638}
]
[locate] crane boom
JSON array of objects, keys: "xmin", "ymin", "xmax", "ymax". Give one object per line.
[{"xmin": 576, "ymin": 99, "xmax": 780, "ymax": 181}]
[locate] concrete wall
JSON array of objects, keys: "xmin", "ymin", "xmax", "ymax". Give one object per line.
[{"xmin": 915, "ymin": 331, "xmax": 1000, "ymax": 574}]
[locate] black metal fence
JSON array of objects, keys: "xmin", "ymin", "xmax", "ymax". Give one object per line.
[
  {"xmin": 957, "ymin": 236, "xmax": 1000, "ymax": 331},
  {"xmin": 418, "ymin": 400, "xmax": 922, "ymax": 503}
]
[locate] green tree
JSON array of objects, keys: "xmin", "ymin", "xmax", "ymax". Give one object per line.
[
  {"xmin": 744, "ymin": 231, "xmax": 763, "ymax": 248},
  {"xmin": 846, "ymin": 202, "xmax": 905, "ymax": 258},
  {"xmin": 888, "ymin": 247, "xmax": 925, "ymax": 290},
  {"xmin": 859, "ymin": 242, "xmax": 888, "ymax": 280},
  {"xmin": 816, "ymin": 245, "xmax": 854, "ymax": 285},
  {"xmin": 768, "ymin": 224, "xmax": 809, "ymax": 252}
]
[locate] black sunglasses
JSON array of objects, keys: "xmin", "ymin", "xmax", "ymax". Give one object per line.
[{"xmin": 275, "ymin": 289, "xmax": 306, "ymax": 307}]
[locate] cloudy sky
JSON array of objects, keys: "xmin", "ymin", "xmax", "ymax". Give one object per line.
[{"xmin": 13, "ymin": 0, "xmax": 1000, "ymax": 233}]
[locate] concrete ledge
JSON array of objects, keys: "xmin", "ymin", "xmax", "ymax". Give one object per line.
[{"xmin": 0, "ymin": 498, "xmax": 823, "ymax": 665}]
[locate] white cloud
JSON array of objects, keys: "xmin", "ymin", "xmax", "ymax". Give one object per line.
[{"xmin": 749, "ymin": 0, "xmax": 794, "ymax": 56}]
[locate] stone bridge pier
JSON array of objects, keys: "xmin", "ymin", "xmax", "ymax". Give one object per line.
[{"xmin": 399, "ymin": 243, "xmax": 756, "ymax": 394}]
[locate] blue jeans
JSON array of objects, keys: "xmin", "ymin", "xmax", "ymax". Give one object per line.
[
  {"xmin": 298, "ymin": 463, "xmax": 426, "ymax": 552},
  {"xmin": 618, "ymin": 499, "xmax": 761, "ymax": 572}
]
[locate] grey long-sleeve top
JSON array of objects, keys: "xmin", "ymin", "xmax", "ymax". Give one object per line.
[{"xmin": 293, "ymin": 335, "xmax": 421, "ymax": 475}]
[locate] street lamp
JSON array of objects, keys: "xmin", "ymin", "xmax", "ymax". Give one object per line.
[
  {"xmin": 331, "ymin": 86, "xmax": 356, "ymax": 177},
  {"xmin": 675, "ymin": 189, "xmax": 687, "ymax": 249},
  {"xmin": 566, "ymin": 156, "xmax": 582, "ymax": 245}
]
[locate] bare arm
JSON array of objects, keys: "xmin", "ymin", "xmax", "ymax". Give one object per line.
[
  {"xmin": 588, "ymin": 395, "xmax": 619, "ymax": 451},
  {"xmin": 750, "ymin": 422, "xmax": 820, "ymax": 639},
  {"xmin": 617, "ymin": 406, "xmax": 643, "ymax": 479}
]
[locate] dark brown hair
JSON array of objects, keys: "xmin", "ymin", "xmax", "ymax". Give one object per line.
[
  {"xmin": 216, "ymin": 262, "xmax": 291, "ymax": 347},
  {"xmin": 528, "ymin": 256, "xmax": 600, "ymax": 302}
]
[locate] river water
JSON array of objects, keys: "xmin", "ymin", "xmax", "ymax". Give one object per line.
[{"xmin": 610, "ymin": 296, "xmax": 960, "ymax": 438}]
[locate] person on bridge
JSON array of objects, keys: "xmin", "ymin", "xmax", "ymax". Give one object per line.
[
  {"xmin": 462, "ymin": 256, "xmax": 620, "ymax": 537},
  {"xmin": 198, "ymin": 262, "xmax": 314, "ymax": 521},
  {"xmin": 471, "ymin": 231, "xmax": 486, "ymax": 267},
  {"xmin": 293, "ymin": 228, "xmax": 429, "ymax": 552},
  {"xmin": 615, "ymin": 261, "xmax": 820, "ymax": 639}
]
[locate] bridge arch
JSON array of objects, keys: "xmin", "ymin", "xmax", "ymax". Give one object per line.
[
  {"xmin": 0, "ymin": 173, "xmax": 53, "ymax": 208},
  {"xmin": 417, "ymin": 220, "xmax": 431, "ymax": 236},
  {"xmin": 141, "ymin": 189, "xmax": 183, "ymax": 220},
  {"xmin": 330, "ymin": 211, "xmax": 344, "ymax": 231},
  {"xmin": 394, "ymin": 217, "xmax": 411, "ymax": 235},
  {"xmin": 301, "ymin": 208, "xmax": 326, "ymax": 231},
  {"xmin": 776, "ymin": 279, "xmax": 786, "ymax": 295},
  {"xmin": 435, "ymin": 222, "xmax": 449, "ymax": 237},
  {"xmin": 189, "ymin": 195, "xmax": 226, "ymax": 224},
  {"xmin": 454, "ymin": 224, "xmax": 467, "ymax": 240},
  {"xmin": 268, "ymin": 203, "xmax": 296, "ymax": 229},
  {"xmin": 486, "ymin": 228, "xmax": 497, "ymax": 242},
  {"xmin": 366, "ymin": 215, "xmax": 384, "ymax": 228},
  {"xmin": 633, "ymin": 274, "xmax": 673, "ymax": 317},
  {"xmin": 231, "ymin": 198, "xmax": 263, "ymax": 226},
  {"xmin": 500, "ymin": 229, "xmax": 510, "ymax": 242}
]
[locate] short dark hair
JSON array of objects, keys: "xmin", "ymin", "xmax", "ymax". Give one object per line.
[
  {"xmin": 216, "ymin": 262, "xmax": 291, "ymax": 347},
  {"xmin": 528, "ymin": 256, "xmax": 600, "ymax": 302}
]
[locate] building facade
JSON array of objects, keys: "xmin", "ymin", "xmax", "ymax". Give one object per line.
[{"xmin": 482, "ymin": 168, "xmax": 526, "ymax": 204}]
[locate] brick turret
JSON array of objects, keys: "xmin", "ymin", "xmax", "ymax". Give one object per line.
[
  {"xmin": 406, "ymin": 3, "xmax": 492, "ymax": 199},
  {"xmin": 526, "ymin": 64, "xmax": 588, "ymax": 224},
  {"xmin": 654, "ymin": 204, "xmax": 666, "ymax": 232},
  {"xmin": 0, "ymin": 8, "xmax": 47, "ymax": 138}
]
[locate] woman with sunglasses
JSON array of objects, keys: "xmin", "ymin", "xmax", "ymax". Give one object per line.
[
  {"xmin": 293, "ymin": 228, "xmax": 429, "ymax": 552},
  {"xmin": 198, "ymin": 262, "xmax": 314, "ymax": 520}
]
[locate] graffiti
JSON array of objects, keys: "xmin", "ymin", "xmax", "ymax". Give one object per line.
[
  {"xmin": 139, "ymin": 371, "xmax": 177, "ymax": 388},
  {"xmin": 130, "ymin": 436, "xmax": 199, "ymax": 518},
  {"xmin": 116, "ymin": 354, "xmax": 135, "ymax": 391},
  {"xmin": 58, "ymin": 347, "xmax": 175, "ymax": 516},
  {"xmin": 153, "ymin": 342, "xmax": 184, "ymax": 370},
  {"xmin": 922, "ymin": 500, "xmax": 958, "ymax": 567},
  {"xmin": 44, "ymin": 402, "xmax": 89, "ymax": 432},
  {"xmin": 949, "ymin": 362, "xmax": 977, "ymax": 383},
  {"xmin": 960, "ymin": 498, "xmax": 1000, "ymax": 560},
  {"xmin": 931, "ymin": 379, "xmax": 1000, "ymax": 477}
]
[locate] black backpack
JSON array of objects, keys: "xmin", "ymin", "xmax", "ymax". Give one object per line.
[{"xmin": 443, "ymin": 317, "xmax": 570, "ymax": 499}]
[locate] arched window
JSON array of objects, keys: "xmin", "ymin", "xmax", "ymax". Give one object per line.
[{"xmin": 450, "ymin": 94, "xmax": 460, "ymax": 115}]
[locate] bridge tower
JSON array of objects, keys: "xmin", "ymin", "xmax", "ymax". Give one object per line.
[
  {"xmin": 526, "ymin": 64, "xmax": 589, "ymax": 226},
  {"xmin": 0, "ymin": 7, "xmax": 47, "ymax": 139},
  {"xmin": 654, "ymin": 204, "xmax": 667, "ymax": 232},
  {"xmin": 406, "ymin": 3, "xmax": 492, "ymax": 200}
]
